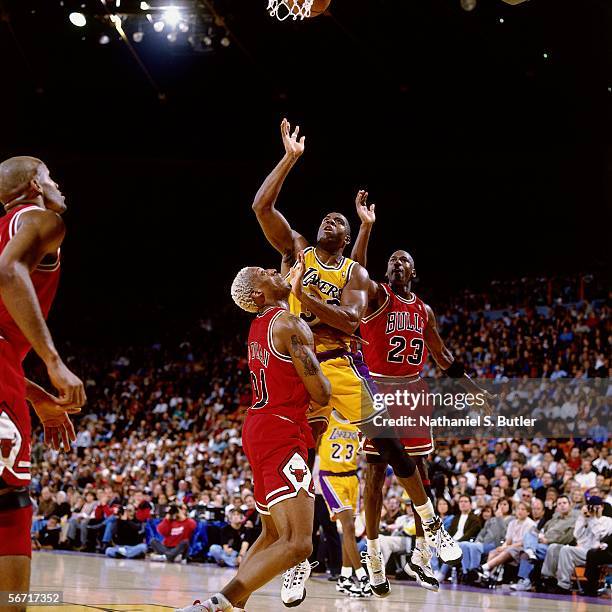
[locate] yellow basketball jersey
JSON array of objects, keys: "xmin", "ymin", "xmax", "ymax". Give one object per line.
[
  {"xmin": 318, "ymin": 414, "xmax": 359, "ymax": 473},
  {"xmin": 288, "ymin": 246, "xmax": 357, "ymax": 352}
]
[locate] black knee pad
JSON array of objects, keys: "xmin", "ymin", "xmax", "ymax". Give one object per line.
[{"xmin": 368, "ymin": 437, "xmax": 416, "ymax": 478}]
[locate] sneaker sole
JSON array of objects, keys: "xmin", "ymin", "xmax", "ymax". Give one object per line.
[
  {"xmin": 282, "ymin": 588, "xmax": 306, "ymax": 608},
  {"xmin": 439, "ymin": 553, "xmax": 463, "ymax": 567},
  {"xmin": 370, "ymin": 581, "xmax": 391, "ymax": 598},
  {"xmin": 404, "ymin": 562, "xmax": 440, "ymax": 592}
]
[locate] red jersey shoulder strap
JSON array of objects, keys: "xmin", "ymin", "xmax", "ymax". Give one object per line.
[
  {"xmin": 257, "ymin": 306, "xmax": 292, "ymax": 363},
  {"xmin": 8, "ymin": 205, "xmax": 46, "ymax": 239}
]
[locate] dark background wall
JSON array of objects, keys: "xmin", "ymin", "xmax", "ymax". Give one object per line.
[{"xmin": 0, "ymin": 0, "xmax": 610, "ymax": 344}]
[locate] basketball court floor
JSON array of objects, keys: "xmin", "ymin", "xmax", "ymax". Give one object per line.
[{"xmin": 30, "ymin": 551, "xmax": 609, "ymax": 612}]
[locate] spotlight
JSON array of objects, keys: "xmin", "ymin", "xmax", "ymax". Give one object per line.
[
  {"xmin": 167, "ymin": 32, "xmax": 177, "ymax": 43},
  {"xmin": 99, "ymin": 34, "xmax": 111, "ymax": 45},
  {"xmin": 220, "ymin": 36, "xmax": 230, "ymax": 47},
  {"xmin": 153, "ymin": 20, "xmax": 165, "ymax": 32},
  {"xmin": 543, "ymin": 52, "xmax": 549, "ymax": 59},
  {"xmin": 162, "ymin": 7, "xmax": 181, "ymax": 27},
  {"xmin": 69, "ymin": 12, "xmax": 87, "ymax": 27},
  {"xmin": 140, "ymin": 1, "xmax": 150, "ymax": 9},
  {"xmin": 203, "ymin": 36, "xmax": 212, "ymax": 46},
  {"xmin": 499, "ymin": 18, "xmax": 504, "ymax": 23},
  {"xmin": 178, "ymin": 22, "xmax": 189, "ymax": 33},
  {"xmin": 133, "ymin": 31, "xmax": 144, "ymax": 42}
]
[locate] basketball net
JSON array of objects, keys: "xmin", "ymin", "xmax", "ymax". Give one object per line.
[{"xmin": 268, "ymin": 0, "xmax": 314, "ymax": 21}]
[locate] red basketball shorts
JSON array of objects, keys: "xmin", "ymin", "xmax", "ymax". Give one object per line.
[
  {"xmin": 242, "ymin": 412, "xmax": 315, "ymax": 515},
  {"xmin": 0, "ymin": 338, "xmax": 31, "ymax": 487},
  {"xmin": 363, "ymin": 376, "xmax": 434, "ymax": 459},
  {"xmin": 0, "ymin": 504, "xmax": 33, "ymax": 557}
]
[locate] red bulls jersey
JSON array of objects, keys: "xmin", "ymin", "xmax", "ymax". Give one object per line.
[
  {"xmin": 247, "ymin": 306, "xmax": 310, "ymax": 422},
  {"xmin": 0, "ymin": 205, "xmax": 61, "ymax": 361},
  {"xmin": 360, "ymin": 284, "xmax": 429, "ymax": 377}
]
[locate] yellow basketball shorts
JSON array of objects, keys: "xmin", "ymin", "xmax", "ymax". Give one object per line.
[
  {"xmin": 319, "ymin": 471, "xmax": 359, "ymax": 518},
  {"xmin": 307, "ymin": 350, "xmax": 378, "ymax": 427}
]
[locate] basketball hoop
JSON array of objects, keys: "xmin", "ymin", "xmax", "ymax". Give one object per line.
[{"xmin": 268, "ymin": 0, "xmax": 314, "ymax": 21}]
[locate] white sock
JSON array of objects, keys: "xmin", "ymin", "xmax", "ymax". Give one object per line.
[
  {"xmin": 355, "ymin": 567, "xmax": 367, "ymax": 580},
  {"xmin": 413, "ymin": 500, "xmax": 435, "ymax": 523},
  {"xmin": 367, "ymin": 538, "xmax": 381, "ymax": 554},
  {"xmin": 341, "ymin": 566, "xmax": 353, "ymax": 578},
  {"xmin": 481, "ymin": 563, "xmax": 489, "ymax": 571}
]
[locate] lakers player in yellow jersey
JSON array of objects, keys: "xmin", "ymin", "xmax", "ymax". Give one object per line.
[
  {"xmin": 318, "ymin": 413, "xmax": 371, "ymax": 598},
  {"xmin": 252, "ymin": 119, "xmax": 463, "ymax": 601},
  {"xmin": 252, "ymin": 120, "xmax": 376, "ymax": 441}
]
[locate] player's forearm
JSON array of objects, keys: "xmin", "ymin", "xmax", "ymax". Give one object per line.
[
  {"xmin": 350, "ymin": 222, "xmax": 373, "ymax": 267},
  {"xmin": 252, "ymin": 154, "xmax": 297, "ymax": 215},
  {"xmin": 0, "ymin": 261, "xmax": 59, "ymax": 364},
  {"xmin": 25, "ymin": 378, "xmax": 51, "ymax": 404},
  {"xmin": 299, "ymin": 292, "xmax": 360, "ymax": 335}
]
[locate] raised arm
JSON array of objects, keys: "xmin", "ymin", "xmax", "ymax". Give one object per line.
[
  {"xmin": 290, "ymin": 252, "xmax": 370, "ymax": 336},
  {"xmin": 0, "ymin": 209, "xmax": 85, "ymax": 407},
  {"xmin": 252, "ymin": 119, "xmax": 309, "ymax": 273},
  {"xmin": 423, "ymin": 304, "xmax": 494, "ymax": 413},
  {"xmin": 274, "ymin": 312, "xmax": 331, "ymax": 407},
  {"xmin": 350, "ymin": 190, "xmax": 376, "ymax": 268},
  {"xmin": 350, "ymin": 190, "xmax": 380, "ymax": 300}
]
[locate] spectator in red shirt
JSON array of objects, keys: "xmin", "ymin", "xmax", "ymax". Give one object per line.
[
  {"xmin": 150, "ymin": 503, "xmax": 196, "ymax": 563},
  {"xmin": 134, "ymin": 490, "xmax": 154, "ymax": 522}
]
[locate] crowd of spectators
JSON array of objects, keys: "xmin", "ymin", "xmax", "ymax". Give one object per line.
[{"xmin": 28, "ymin": 273, "xmax": 611, "ymax": 597}]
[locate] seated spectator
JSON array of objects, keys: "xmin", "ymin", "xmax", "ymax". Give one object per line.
[
  {"xmin": 479, "ymin": 502, "xmax": 536, "ymax": 580},
  {"xmin": 436, "ymin": 498, "xmax": 453, "ymax": 530},
  {"xmin": 540, "ymin": 496, "xmax": 612, "ymax": 594},
  {"xmin": 582, "ymin": 532, "xmax": 612, "ymax": 597},
  {"xmin": 66, "ymin": 491, "xmax": 98, "ymax": 548},
  {"xmin": 150, "ymin": 503, "xmax": 196, "ymax": 563},
  {"xmin": 471, "ymin": 485, "xmax": 491, "ymax": 512},
  {"xmin": 134, "ymin": 490, "xmax": 154, "ymax": 522},
  {"xmin": 511, "ymin": 495, "xmax": 577, "ymax": 591},
  {"xmin": 208, "ymin": 509, "xmax": 250, "ymax": 568},
  {"xmin": 459, "ymin": 499, "xmax": 513, "ymax": 583},
  {"xmin": 575, "ymin": 460, "xmax": 597, "ymax": 491},
  {"xmin": 105, "ymin": 506, "xmax": 148, "ymax": 559},
  {"xmin": 433, "ymin": 494, "xmax": 482, "ymax": 582},
  {"xmin": 33, "ymin": 516, "xmax": 62, "ymax": 550}
]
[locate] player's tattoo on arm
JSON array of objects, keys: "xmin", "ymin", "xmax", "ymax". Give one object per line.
[{"xmin": 290, "ymin": 333, "xmax": 318, "ymax": 376}]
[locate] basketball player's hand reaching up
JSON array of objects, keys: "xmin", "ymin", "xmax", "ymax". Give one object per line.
[
  {"xmin": 355, "ymin": 190, "xmax": 376, "ymax": 225},
  {"xmin": 281, "ymin": 118, "xmax": 305, "ymax": 161},
  {"xmin": 289, "ymin": 250, "xmax": 305, "ymax": 298}
]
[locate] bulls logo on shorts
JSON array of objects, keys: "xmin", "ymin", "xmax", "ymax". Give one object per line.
[
  {"xmin": 0, "ymin": 406, "xmax": 24, "ymax": 475},
  {"xmin": 282, "ymin": 452, "xmax": 313, "ymax": 492}
]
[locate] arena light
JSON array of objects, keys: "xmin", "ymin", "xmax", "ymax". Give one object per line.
[
  {"xmin": 140, "ymin": 1, "xmax": 150, "ymax": 9},
  {"xmin": 162, "ymin": 7, "xmax": 181, "ymax": 27},
  {"xmin": 153, "ymin": 20, "xmax": 165, "ymax": 32},
  {"xmin": 69, "ymin": 12, "xmax": 87, "ymax": 27},
  {"xmin": 133, "ymin": 31, "xmax": 144, "ymax": 42},
  {"xmin": 99, "ymin": 34, "xmax": 111, "ymax": 45},
  {"xmin": 167, "ymin": 31, "xmax": 177, "ymax": 43},
  {"xmin": 178, "ymin": 21, "xmax": 189, "ymax": 33}
]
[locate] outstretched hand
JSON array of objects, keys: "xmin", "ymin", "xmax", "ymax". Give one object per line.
[
  {"xmin": 355, "ymin": 190, "xmax": 376, "ymax": 225},
  {"xmin": 281, "ymin": 118, "xmax": 305, "ymax": 160}
]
